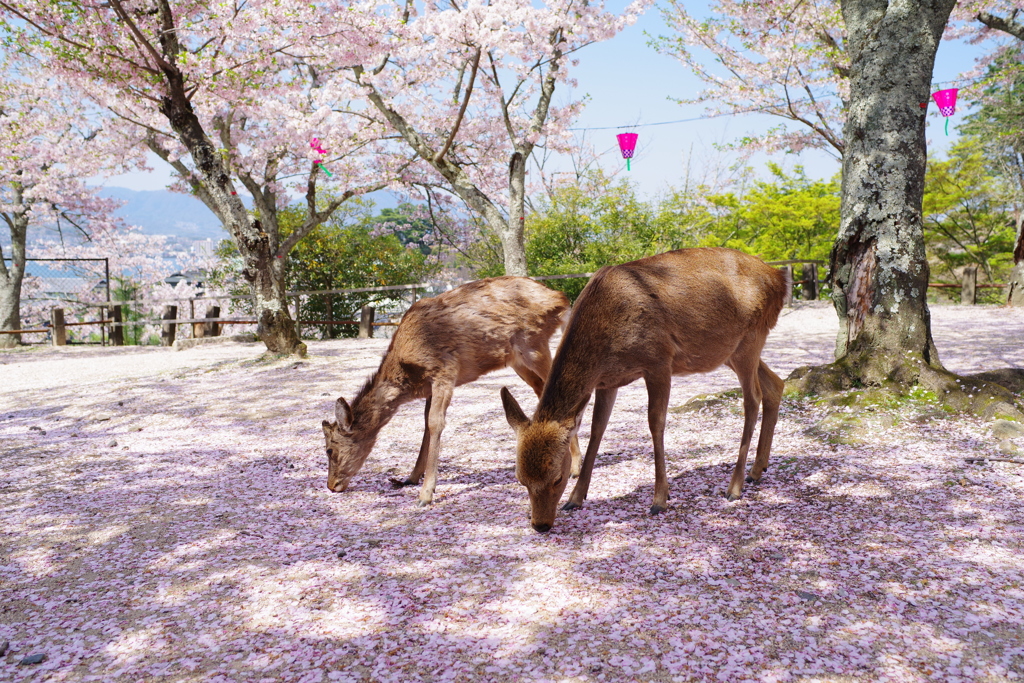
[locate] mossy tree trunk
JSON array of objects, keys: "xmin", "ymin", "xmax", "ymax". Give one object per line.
[
  {"xmin": 790, "ymin": 0, "xmax": 1024, "ymax": 419},
  {"xmin": 0, "ymin": 197, "xmax": 28, "ymax": 349},
  {"xmin": 829, "ymin": 0, "xmax": 950, "ymax": 382}
]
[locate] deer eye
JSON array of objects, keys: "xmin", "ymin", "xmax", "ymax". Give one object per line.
[{"xmin": 327, "ymin": 448, "xmax": 334, "ymax": 457}]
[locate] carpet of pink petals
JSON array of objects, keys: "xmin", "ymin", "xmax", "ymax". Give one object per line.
[{"xmin": 2, "ymin": 302, "xmax": 1024, "ymax": 682}]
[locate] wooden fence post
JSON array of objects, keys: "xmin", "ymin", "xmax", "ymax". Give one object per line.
[
  {"xmin": 962, "ymin": 266, "xmax": 977, "ymax": 305},
  {"xmin": 802, "ymin": 263, "xmax": 819, "ymax": 300},
  {"xmin": 161, "ymin": 305, "xmax": 178, "ymax": 347},
  {"xmin": 50, "ymin": 308, "xmax": 66, "ymax": 346},
  {"xmin": 359, "ymin": 305, "xmax": 375, "ymax": 339},
  {"xmin": 203, "ymin": 306, "xmax": 221, "ymax": 337},
  {"xmin": 190, "ymin": 300, "xmax": 203, "ymax": 338},
  {"xmin": 110, "ymin": 306, "xmax": 124, "ymax": 346},
  {"xmin": 779, "ymin": 266, "xmax": 793, "ymax": 307}
]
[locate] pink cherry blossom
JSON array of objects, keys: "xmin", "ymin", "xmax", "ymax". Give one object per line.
[{"xmin": 2, "ymin": 302, "xmax": 1023, "ymax": 681}]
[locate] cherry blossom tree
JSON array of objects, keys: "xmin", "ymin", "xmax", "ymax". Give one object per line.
[
  {"xmin": 1, "ymin": 0, "xmax": 416, "ymax": 355},
  {"xmin": 341, "ymin": 0, "xmax": 648, "ymax": 276},
  {"xmin": 654, "ymin": 0, "xmax": 848, "ymax": 157},
  {"xmin": 968, "ymin": 3, "xmax": 1024, "ymax": 41},
  {"xmin": 22, "ymin": 225, "xmax": 171, "ymax": 343},
  {"xmin": 658, "ymin": 0, "xmax": 1024, "ymax": 414},
  {"xmin": 786, "ymin": 0, "xmax": 1023, "ymax": 418},
  {"xmin": 0, "ymin": 53, "xmax": 139, "ymax": 348}
]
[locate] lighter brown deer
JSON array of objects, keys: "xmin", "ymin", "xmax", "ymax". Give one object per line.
[
  {"xmin": 322, "ymin": 276, "xmax": 581, "ymax": 506},
  {"xmin": 501, "ymin": 248, "xmax": 787, "ymax": 532}
]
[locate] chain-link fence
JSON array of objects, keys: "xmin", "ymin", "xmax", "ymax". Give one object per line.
[{"xmin": 7, "ymin": 258, "xmax": 111, "ymax": 344}]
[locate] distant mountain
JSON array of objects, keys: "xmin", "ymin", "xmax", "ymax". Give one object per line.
[{"xmin": 100, "ymin": 187, "xmax": 230, "ymax": 241}]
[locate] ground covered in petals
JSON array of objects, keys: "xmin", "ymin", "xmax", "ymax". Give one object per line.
[{"xmin": 3, "ymin": 303, "xmax": 1024, "ymax": 682}]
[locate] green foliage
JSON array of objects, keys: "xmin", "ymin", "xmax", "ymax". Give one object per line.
[
  {"xmin": 518, "ymin": 173, "xmax": 713, "ymax": 300},
  {"xmin": 506, "ymin": 166, "xmax": 837, "ymax": 301},
  {"xmin": 923, "ymin": 141, "xmax": 1017, "ymax": 302},
  {"xmin": 699, "ymin": 163, "xmax": 839, "ymax": 264},
  {"xmin": 112, "ymin": 280, "xmax": 149, "ymax": 345},
  {"xmin": 363, "ymin": 203, "xmax": 434, "ymax": 255},
  {"xmin": 214, "ymin": 200, "xmax": 438, "ymax": 339},
  {"xmin": 287, "ymin": 204, "xmax": 438, "ymax": 338},
  {"xmin": 959, "ymin": 48, "xmax": 1024, "ymax": 194}
]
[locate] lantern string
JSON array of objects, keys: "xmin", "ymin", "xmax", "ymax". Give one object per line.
[{"xmin": 568, "ymin": 77, "xmax": 972, "ymax": 132}]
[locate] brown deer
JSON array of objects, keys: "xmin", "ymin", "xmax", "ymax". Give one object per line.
[
  {"xmin": 322, "ymin": 276, "xmax": 581, "ymax": 506},
  {"xmin": 501, "ymin": 248, "xmax": 786, "ymax": 532}
]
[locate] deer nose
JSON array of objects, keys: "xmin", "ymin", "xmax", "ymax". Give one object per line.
[{"xmin": 531, "ymin": 522, "xmax": 552, "ymax": 533}]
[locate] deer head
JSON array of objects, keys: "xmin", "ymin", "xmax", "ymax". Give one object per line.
[
  {"xmin": 501, "ymin": 387, "xmax": 584, "ymax": 532},
  {"xmin": 321, "ymin": 396, "xmax": 376, "ymax": 492}
]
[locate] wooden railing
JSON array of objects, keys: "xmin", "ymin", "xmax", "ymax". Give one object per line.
[{"xmin": 1, "ymin": 264, "xmax": 1010, "ymax": 346}]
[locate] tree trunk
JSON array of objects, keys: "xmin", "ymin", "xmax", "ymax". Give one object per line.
[
  {"xmin": 154, "ymin": 57, "xmax": 304, "ymax": 356},
  {"xmin": 789, "ymin": 0, "xmax": 1024, "ymax": 419},
  {"xmin": 827, "ymin": 0, "xmax": 951, "ymax": 380},
  {"xmin": 1008, "ymin": 214, "xmax": 1024, "ymax": 306},
  {"xmin": 0, "ymin": 208, "xmax": 29, "ymax": 349},
  {"xmin": 142, "ymin": 1, "xmax": 303, "ymax": 356},
  {"xmin": 504, "ymin": 152, "xmax": 529, "ymax": 276}
]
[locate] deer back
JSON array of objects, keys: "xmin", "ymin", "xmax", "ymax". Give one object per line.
[
  {"xmin": 538, "ymin": 248, "xmax": 786, "ymax": 421},
  {"xmin": 379, "ymin": 276, "xmax": 569, "ymax": 392}
]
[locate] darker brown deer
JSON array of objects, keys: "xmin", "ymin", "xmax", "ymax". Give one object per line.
[
  {"xmin": 501, "ymin": 248, "xmax": 786, "ymax": 532},
  {"xmin": 322, "ymin": 276, "xmax": 581, "ymax": 506}
]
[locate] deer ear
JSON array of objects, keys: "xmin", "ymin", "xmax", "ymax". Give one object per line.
[
  {"xmin": 500, "ymin": 387, "xmax": 529, "ymax": 431},
  {"xmin": 560, "ymin": 393, "xmax": 591, "ymax": 431},
  {"xmin": 335, "ymin": 397, "xmax": 354, "ymax": 433},
  {"xmin": 322, "ymin": 420, "xmax": 333, "ymax": 436}
]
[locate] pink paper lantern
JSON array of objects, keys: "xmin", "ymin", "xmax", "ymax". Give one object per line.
[
  {"xmin": 931, "ymin": 88, "xmax": 958, "ymax": 136},
  {"xmin": 617, "ymin": 132, "xmax": 638, "ymax": 171},
  {"xmin": 932, "ymin": 88, "xmax": 958, "ymax": 117}
]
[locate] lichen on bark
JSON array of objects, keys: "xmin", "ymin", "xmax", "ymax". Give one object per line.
[{"xmin": 791, "ymin": 0, "xmax": 1024, "ymax": 420}]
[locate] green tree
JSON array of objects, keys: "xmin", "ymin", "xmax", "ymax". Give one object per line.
[
  {"xmin": 364, "ymin": 204, "xmax": 435, "ymax": 255},
  {"xmin": 701, "ymin": 164, "xmax": 840, "ymax": 265},
  {"xmin": 959, "ymin": 48, "xmax": 1024, "ymax": 305},
  {"xmin": 521, "ymin": 174, "xmax": 706, "ymax": 300},
  {"xmin": 215, "ymin": 201, "xmax": 438, "ymax": 339},
  {"xmin": 923, "ymin": 142, "xmax": 1017, "ymax": 302}
]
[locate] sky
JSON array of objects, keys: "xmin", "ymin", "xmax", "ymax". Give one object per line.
[{"xmin": 102, "ymin": 1, "xmax": 991, "ymax": 200}]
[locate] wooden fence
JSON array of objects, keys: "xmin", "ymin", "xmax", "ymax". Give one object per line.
[{"xmin": 0, "ymin": 264, "xmax": 1009, "ymax": 346}]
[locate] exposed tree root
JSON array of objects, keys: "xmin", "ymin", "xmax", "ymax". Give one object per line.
[
  {"xmin": 786, "ymin": 357, "xmax": 1024, "ymax": 422},
  {"xmin": 965, "ymin": 457, "xmax": 1024, "ymax": 465}
]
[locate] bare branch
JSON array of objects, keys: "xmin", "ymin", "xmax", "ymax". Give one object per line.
[{"xmin": 434, "ymin": 48, "xmax": 481, "ymax": 164}]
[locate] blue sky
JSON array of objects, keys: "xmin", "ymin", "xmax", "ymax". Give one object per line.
[{"xmin": 104, "ymin": 1, "xmax": 989, "ymax": 198}]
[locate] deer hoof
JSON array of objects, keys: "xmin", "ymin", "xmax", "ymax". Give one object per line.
[
  {"xmin": 417, "ymin": 499, "xmax": 433, "ymax": 508},
  {"xmin": 389, "ymin": 477, "xmax": 412, "ymax": 489},
  {"xmin": 745, "ymin": 474, "xmax": 759, "ymax": 484},
  {"xmin": 723, "ymin": 491, "xmax": 742, "ymax": 502},
  {"xmin": 562, "ymin": 500, "xmax": 582, "ymax": 512},
  {"xmin": 649, "ymin": 504, "xmax": 666, "ymax": 516}
]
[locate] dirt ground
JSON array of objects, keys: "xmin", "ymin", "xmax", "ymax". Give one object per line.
[{"xmin": 2, "ymin": 302, "xmax": 1024, "ymax": 682}]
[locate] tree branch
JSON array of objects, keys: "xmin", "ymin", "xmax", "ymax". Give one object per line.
[
  {"xmin": 977, "ymin": 10, "xmax": 1024, "ymax": 41},
  {"xmin": 434, "ymin": 48, "xmax": 481, "ymax": 164}
]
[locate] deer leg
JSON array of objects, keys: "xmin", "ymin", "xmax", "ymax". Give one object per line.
[
  {"xmin": 564, "ymin": 388, "xmax": 617, "ymax": 511},
  {"xmin": 645, "ymin": 372, "xmax": 672, "ymax": 515},
  {"xmin": 392, "ymin": 396, "xmax": 432, "ymax": 488},
  {"xmin": 418, "ymin": 383, "xmax": 453, "ymax": 507},
  {"xmin": 727, "ymin": 359, "xmax": 763, "ymax": 501},
  {"xmin": 747, "ymin": 361, "xmax": 783, "ymax": 484}
]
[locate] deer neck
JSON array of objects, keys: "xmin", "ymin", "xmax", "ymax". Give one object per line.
[
  {"xmin": 536, "ymin": 325, "xmax": 606, "ymax": 423},
  {"xmin": 351, "ymin": 377, "xmax": 408, "ymax": 438}
]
